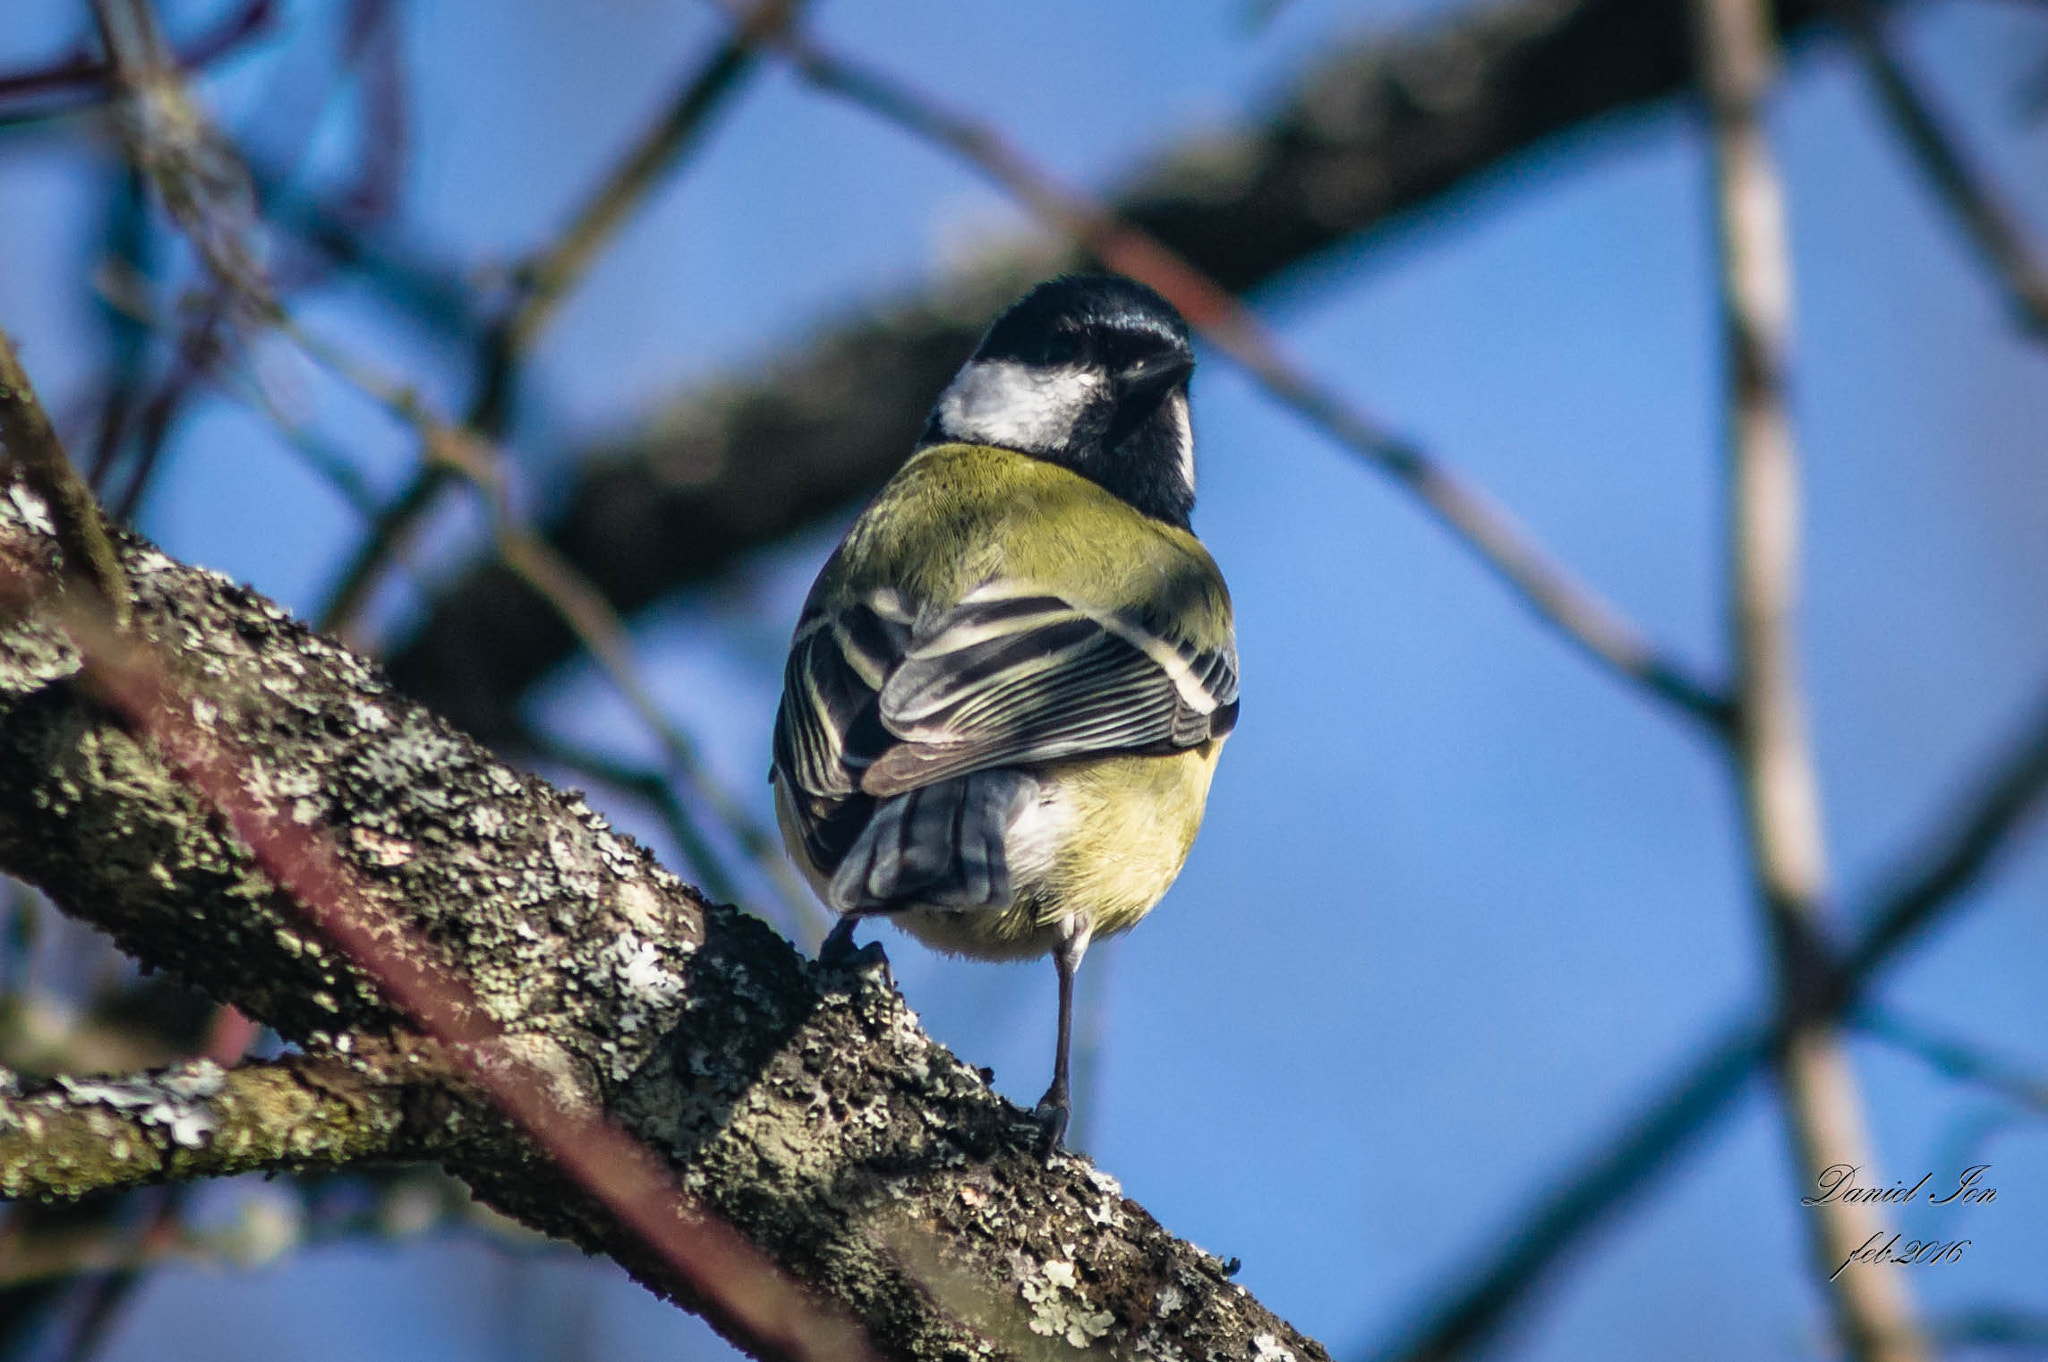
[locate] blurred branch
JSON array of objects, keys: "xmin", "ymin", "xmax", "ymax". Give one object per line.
[
  {"xmin": 91, "ymin": 0, "xmax": 273, "ymax": 320},
  {"xmin": 0, "ymin": 0, "xmax": 276, "ymax": 124},
  {"xmin": 0, "ymin": 453, "xmax": 1329, "ymax": 1362},
  {"xmin": 1372, "ymin": 684, "xmax": 2048, "ymax": 1361},
  {"xmin": 1847, "ymin": 686, "xmax": 2048, "ymax": 973},
  {"xmin": 319, "ymin": 5, "xmax": 788, "ymax": 642},
  {"xmin": 1845, "ymin": 2, "xmax": 2048, "ymax": 336},
  {"xmin": 0, "ymin": 332, "xmax": 129, "ymax": 627},
  {"xmin": 738, "ymin": 2, "xmax": 1731, "ymax": 731},
  {"xmin": 280, "ymin": 320, "xmax": 821, "ymax": 939},
  {"xmin": 1931, "ymin": 1306, "xmax": 2048, "ymax": 1352},
  {"xmin": 0, "ymin": 1168, "xmax": 542, "ymax": 1291},
  {"xmin": 477, "ymin": 0, "xmax": 799, "ymax": 429},
  {"xmin": 1695, "ymin": 0, "xmax": 1928, "ymax": 1354},
  {"xmin": 1859, "ymin": 1007, "xmax": 2048, "ymax": 1114},
  {"xmin": 382, "ymin": 0, "xmax": 1878, "ymax": 743}
]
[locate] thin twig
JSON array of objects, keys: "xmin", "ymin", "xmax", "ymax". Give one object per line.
[
  {"xmin": 730, "ymin": 3, "xmax": 1732, "ymax": 733},
  {"xmin": 490, "ymin": 527, "xmax": 824, "ymax": 937},
  {"xmin": 473, "ymin": 0, "xmax": 797, "ymax": 432},
  {"xmin": 1368, "ymin": 1018, "xmax": 1765, "ymax": 1362},
  {"xmin": 0, "ymin": 333, "xmax": 130, "ymax": 627},
  {"xmin": 1694, "ymin": 0, "xmax": 1927, "ymax": 1355},
  {"xmin": 280, "ymin": 318, "xmax": 824, "ymax": 942},
  {"xmin": 0, "ymin": 0, "xmax": 276, "ymax": 109},
  {"xmin": 1848, "ymin": 686, "xmax": 2048, "ymax": 974},
  {"xmin": 1930, "ymin": 1307, "xmax": 2048, "ymax": 1352},
  {"xmin": 91, "ymin": 0, "xmax": 273, "ymax": 321},
  {"xmin": 1844, "ymin": 2, "xmax": 2048, "ymax": 336},
  {"xmin": 1859, "ymin": 1006, "xmax": 2048, "ymax": 1114},
  {"xmin": 1372, "ymin": 677, "xmax": 2048, "ymax": 1361},
  {"xmin": 320, "ymin": 1, "xmax": 789, "ymax": 642}
]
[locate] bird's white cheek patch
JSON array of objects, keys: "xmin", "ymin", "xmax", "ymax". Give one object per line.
[
  {"xmin": 1167, "ymin": 390, "xmax": 1195, "ymax": 495},
  {"xmin": 935, "ymin": 360, "xmax": 1103, "ymax": 451}
]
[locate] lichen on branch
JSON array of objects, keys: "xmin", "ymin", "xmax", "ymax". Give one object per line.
[
  {"xmin": 0, "ymin": 468, "xmax": 1328, "ymax": 1362},
  {"xmin": 0, "ymin": 1052, "xmax": 444, "ymax": 1201}
]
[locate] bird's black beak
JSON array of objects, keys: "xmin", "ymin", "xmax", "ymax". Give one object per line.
[{"xmin": 1119, "ymin": 351, "xmax": 1195, "ymax": 406}]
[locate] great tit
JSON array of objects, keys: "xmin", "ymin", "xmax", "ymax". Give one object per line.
[{"xmin": 770, "ymin": 274, "xmax": 1237, "ymax": 1151}]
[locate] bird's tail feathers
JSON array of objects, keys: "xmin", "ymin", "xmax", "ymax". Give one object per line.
[{"xmin": 828, "ymin": 770, "xmax": 1036, "ymax": 913}]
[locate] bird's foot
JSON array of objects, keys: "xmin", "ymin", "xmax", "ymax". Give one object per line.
[
  {"xmin": 819, "ymin": 918, "xmax": 890, "ymax": 978},
  {"xmin": 1031, "ymin": 1087, "xmax": 1070, "ymax": 1159}
]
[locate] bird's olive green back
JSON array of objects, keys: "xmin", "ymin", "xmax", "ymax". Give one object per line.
[{"xmin": 819, "ymin": 443, "xmax": 1233, "ymax": 650}]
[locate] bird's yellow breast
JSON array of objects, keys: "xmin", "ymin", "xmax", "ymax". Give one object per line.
[{"xmin": 890, "ymin": 739, "xmax": 1224, "ymax": 961}]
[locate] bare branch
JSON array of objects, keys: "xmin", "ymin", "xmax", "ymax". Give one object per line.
[
  {"xmin": 1846, "ymin": 3, "xmax": 2048, "ymax": 336},
  {"xmin": 381, "ymin": 0, "xmax": 1871, "ymax": 742},
  {"xmin": 1849, "ymin": 685, "xmax": 2048, "ymax": 973},
  {"xmin": 1374, "ymin": 682, "xmax": 2048, "ymax": 1361},
  {"xmin": 319, "ymin": 1, "xmax": 792, "ymax": 642},
  {"xmin": 739, "ymin": 4, "xmax": 1730, "ymax": 731},
  {"xmin": 0, "ymin": 333, "xmax": 129, "ymax": 626},
  {"xmin": 0, "ymin": 1, "xmax": 276, "ymax": 122},
  {"xmin": 1369, "ymin": 1021, "xmax": 1765, "ymax": 1362},
  {"xmin": 1858, "ymin": 1007, "xmax": 2048, "ymax": 1114},
  {"xmin": 90, "ymin": 0, "xmax": 273, "ymax": 320},
  {"xmin": 1695, "ymin": 0, "xmax": 1927, "ymax": 1353},
  {"xmin": 0, "ymin": 1052, "xmax": 440, "ymax": 1201},
  {"xmin": 0, "ymin": 461, "xmax": 1331, "ymax": 1362}
]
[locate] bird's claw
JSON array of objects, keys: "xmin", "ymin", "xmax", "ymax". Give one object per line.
[
  {"xmin": 1032, "ymin": 1091, "xmax": 1070, "ymax": 1159},
  {"xmin": 819, "ymin": 919, "xmax": 891, "ymax": 982}
]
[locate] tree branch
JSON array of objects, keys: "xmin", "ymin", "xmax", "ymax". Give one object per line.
[
  {"xmin": 380, "ymin": 0, "xmax": 1864, "ymax": 742},
  {"xmin": 1845, "ymin": 2, "xmax": 2048, "ymax": 337},
  {"xmin": 0, "ymin": 465, "xmax": 1327, "ymax": 1362},
  {"xmin": 1694, "ymin": 0, "xmax": 1927, "ymax": 1354},
  {"xmin": 0, "ymin": 1052, "xmax": 442, "ymax": 1201},
  {"xmin": 1373, "ymin": 680, "xmax": 2048, "ymax": 1361}
]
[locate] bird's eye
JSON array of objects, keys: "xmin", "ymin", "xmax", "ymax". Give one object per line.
[{"xmin": 1041, "ymin": 332, "xmax": 1084, "ymax": 365}]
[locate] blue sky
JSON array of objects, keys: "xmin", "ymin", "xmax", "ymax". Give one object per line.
[{"xmin": 2, "ymin": 1, "xmax": 2046, "ymax": 1358}]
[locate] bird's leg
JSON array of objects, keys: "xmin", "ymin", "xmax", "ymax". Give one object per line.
[
  {"xmin": 819, "ymin": 916, "xmax": 860, "ymax": 965},
  {"xmin": 1033, "ymin": 921, "xmax": 1091, "ymax": 1156},
  {"xmin": 818, "ymin": 914, "xmax": 889, "ymax": 975}
]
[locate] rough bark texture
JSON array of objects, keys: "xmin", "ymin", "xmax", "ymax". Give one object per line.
[
  {"xmin": 383, "ymin": 0, "xmax": 1855, "ymax": 744},
  {"xmin": 0, "ymin": 473, "xmax": 1327, "ymax": 1362},
  {"xmin": 0, "ymin": 1052, "xmax": 446, "ymax": 1200}
]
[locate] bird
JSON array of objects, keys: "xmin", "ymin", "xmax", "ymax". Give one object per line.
[{"xmin": 770, "ymin": 273, "xmax": 1238, "ymax": 1152}]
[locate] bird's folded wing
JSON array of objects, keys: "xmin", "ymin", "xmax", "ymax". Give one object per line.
[
  {"xmin": 774, "ymin": 597, "xmax": 911, "ymax": 800},
  {"xmin": 851, "ymin": 585, "xmax": 1238, "ymax": 798},
  {"xmin": 775, "ymin": 583, "xmax": 1237, "ymax": 805}
]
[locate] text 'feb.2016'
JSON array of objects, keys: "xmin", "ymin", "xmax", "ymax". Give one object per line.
[{"xmin": 1803, "ymin": 1165, "xmax": 1997, "ymax": 1282}]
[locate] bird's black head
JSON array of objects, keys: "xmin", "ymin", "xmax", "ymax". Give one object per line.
[{"xmin": 923, "ymin": 274, "xmax": 1199, "ymax": 528}]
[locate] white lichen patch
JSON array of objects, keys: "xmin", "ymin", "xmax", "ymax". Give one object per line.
[
  {"xmin": 55, "ymin": 1059, "xmax": 226, "ymax": 1149},
  {"xmin": 1022, "ymin": 1259, "xmax": 1116, "ymax": 1349},
  {"xmin": 602, "ymin": 932, "xmax": 687, "ymax": 1045},
  {"xmin": 1252, "ymin": 1333, "xmax": 1298, "ymax": 1362},
  {"xmin": 347, "ymin": 697, "xmax": 393, "ymax": 732},
  {"xmin": 5, "ymin": 484, "xmax": 55, "ymax": 536},
  {"xmin": 612, "ymin": 879, "xmax": 671, "ymax": 939},
  {"xmin": 595, "ymin": 831, "xmax": 640, "ymax": 876}
]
